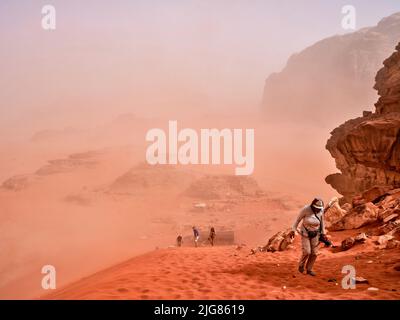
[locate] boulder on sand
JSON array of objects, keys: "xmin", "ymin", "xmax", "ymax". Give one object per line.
[
  {"xmin": 377, "ymin": 234, "xmax": 394, "ymax": 246},
  {"xmin": 265, "ymin": 228, "xmax": 295, "ymax": 252},
  {"xmin": 341, "ymin": 237, "xmax": 356, "ymax": 251},
  {"xmin": 355, "ymin": 233, "xmax": 368, "ymax": 243},
  {"xmin": 341, "ymin": 233, "xmax": 369, "ymax": 251}
]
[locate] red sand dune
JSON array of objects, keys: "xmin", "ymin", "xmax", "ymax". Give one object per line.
[{"xmin": 43, "ymin": 231, "xmax": 400, "ymax": 300}]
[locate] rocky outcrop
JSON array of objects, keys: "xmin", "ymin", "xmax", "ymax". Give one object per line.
[
  {"xmin": 262, "ymin": 12, "xmax": 400, "ymax": 126},
  {"xmin": 329, "ymin": 202, "xmax": 379, "ymax": 231},
  {"xmin": 326, "ymin": 188, "xmax": 400, "ymax": 232},
  {"xmin": 250, "ymin": 228, "xmax": 295, "ymax": 254},
  {"xmin": 324, "ymin": 197, "xmax": 349, "ymax": 229},
  {"xmin": 326, "ymin": 42, "xmax": 400, "ymax": 203}
]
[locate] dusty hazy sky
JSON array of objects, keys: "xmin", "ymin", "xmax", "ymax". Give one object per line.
[{"xmin": 0, "ymin": 0, "xmax": 400, "ymax": 127}]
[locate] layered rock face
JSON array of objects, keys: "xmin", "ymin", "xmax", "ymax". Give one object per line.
[
  {"xmin": 326, "ymin": 42, "xmax": 400, "ymax": 203},
  {"xmin": 262, "ymin": 12, "xmax": 400, "ymax": 126}
]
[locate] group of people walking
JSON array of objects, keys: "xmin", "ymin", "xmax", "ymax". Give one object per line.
[
  {"xmin": 176, "ymin": 226, "xmax": 216, "ymax": 248},
  {"xmin": 175, "ymin": 197, "xmax": 333, "ymax": 277}
]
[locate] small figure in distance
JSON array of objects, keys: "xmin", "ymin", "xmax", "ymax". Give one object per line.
[
  {"xmin": 208, "ymin": 227, "xmax": 216, "ymax": 246},
  {"xmin": 176, "ymin": 234, "xmax": 183, "ymax": 247},
  {"xmin": 192, "ymin": 226, "xmax": 200, "ymax": 247}
]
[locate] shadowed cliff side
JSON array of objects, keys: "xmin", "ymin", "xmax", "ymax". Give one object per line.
[{"xmin": 262, "ymin": 12, "xmax": 400, "ymax": 127}]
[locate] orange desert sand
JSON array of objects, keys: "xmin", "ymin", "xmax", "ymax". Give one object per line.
[
  {"xmin": 0, "ymin": 116, "xmax": 337, "ymax": 299},
  {"xmin": 44, "ymin": 230, "xmax": 400, "ymax": 300}
]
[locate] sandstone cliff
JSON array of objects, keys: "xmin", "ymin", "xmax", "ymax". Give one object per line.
[
  {"xmin": 326, "ymin": 42, "xmax": 400, "ymax": 203},
  {"xmin": 262, "ymin": 12, "xmax": 400, "ymax": 126}
]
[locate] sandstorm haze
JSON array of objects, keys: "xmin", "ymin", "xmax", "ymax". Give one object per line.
[
  {"xmin": 1, "ymin": 0, "xmax": 400, "ymax": 134},
  {"xmin": 0, "ymin": 1, "xmax": 400, "ymax": 299}
]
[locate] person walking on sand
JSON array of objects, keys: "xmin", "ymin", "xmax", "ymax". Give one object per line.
[
  {"xmin": 176, "ymin": 234, "xmax": 183, "ymax": 247},
  {"xmin": 208, "ymin": 227, "xmax": 216, "ymax": 246},
  {"xmin": 290, "ymin": 198, "xmax": 326, "ymax": 276},
  {"xmin": 192, "ymin": 226, "xmax": 200, "ymax": 247}
]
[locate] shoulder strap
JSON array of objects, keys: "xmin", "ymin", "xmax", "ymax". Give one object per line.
[{"xmin": 314, "ymin": 213, "xmax": 322, "ymax": 233}]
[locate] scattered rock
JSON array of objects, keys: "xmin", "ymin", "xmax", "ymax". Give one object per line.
[
  {"xmin": 355, "ymin": 233, "xmax": 368, "ymax": 243},
  {"xmin": 265, "ymin": 228, "xmax": 295, "ymax": 252},
  {"xmin": 377, "ymin": 234, "xmax": 394, "ymax": 246},
  {"xmin": 386, "ymin": 239, "xmax": 400, "ymax": 249},
  {"xmin": 341, "ymin": 237, "xmax": 356, "ymax": 251},
  {"xmin": 378, "ymin": 219, "xmax": 400, "ymax": 235},
  {"xmin": 353, "ymin": 277, "xmax": 369, "ymax": 284},
  {"xmin": 250, "ymin": 247, "xmax": 262, "ymax": 255},
  {"xmin": 367, "ymin": 287, "xmax": 379, "ymax": 291}
]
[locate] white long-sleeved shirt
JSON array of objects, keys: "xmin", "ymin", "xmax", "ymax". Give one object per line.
[{"xmin": 292, "ymin": 205, "xmax": 326, "ymax": 237}]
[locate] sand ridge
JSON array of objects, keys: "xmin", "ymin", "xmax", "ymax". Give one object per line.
[{"xmin": 43, "ymin": 233, "xmax": 400, "ymax": 300}]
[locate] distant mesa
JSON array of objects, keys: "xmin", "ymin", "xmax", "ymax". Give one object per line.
[
  {"xmin": 64, "ymin": 194, "xmax": 91, "ymax": 206},
  {"xmin": 183, "ymin": 175, "xmax": 264, "ymax": 200},
  {"xmin": 262, "ymin": 12, "xmax": 400, "ymax": 126},
  {"xmin": 30, "ymin": 127, "xmax": 78, "ymax": 143},
  {"xmin": 1, "ymin": 175, "xmax": 37, "ymax": 191},
  {"xmin": 1, "ymin": 150, "xmax": 103, "ymax": 191},
  {"xmin": 36, "ymin": 151, "xmax": 101, "ymax": 176},
  {"xmin": 108, "ymin": 163, "xmax": 198, "ymax": 195}
]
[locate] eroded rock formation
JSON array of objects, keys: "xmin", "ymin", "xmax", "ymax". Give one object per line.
[{"xmin": 326, "ymin": 42, "xmax": 400, "ymax": 203}]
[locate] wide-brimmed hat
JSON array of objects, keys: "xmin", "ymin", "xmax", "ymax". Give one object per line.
[{"xmin": 311, "ymin": 198, "xmax": 324, "ymax": 210}]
